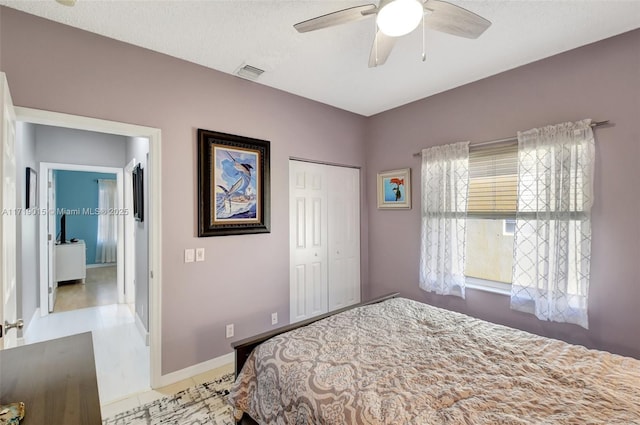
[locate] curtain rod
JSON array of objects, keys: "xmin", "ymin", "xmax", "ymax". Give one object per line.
[{"xmin": 412, "ymin": 120, "xmax": 610, "ymax": 157}]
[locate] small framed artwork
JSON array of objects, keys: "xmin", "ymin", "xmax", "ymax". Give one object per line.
[
  {"xmin": 132, "ymin": 163, "xmax": 144, "ymax": 222},
  {"xmin": 197, "ymin": 129, "xmax": 270, "ymax": 237},
  {"xmin": 26, "ymin": 167, "xmax": 37, "ymax": 209},
  {"xmin": 377, "ymin": 168, "xmax": 411, "ymax": 209}
]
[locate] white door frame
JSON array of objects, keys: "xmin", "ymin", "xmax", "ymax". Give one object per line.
[
  {"xmin": 39, "ymin": 162, "xmax": 125, "ymax": 310},
  {"xmin": 14, "ymin": 107, "xmax": 162, "ymax": 389},
  {"xmin": 47, "ymin": 168, "xmax": 56, "ymax": 311},
  {"xmin": 0, "ymin": 73, "xmax": 18, "ymax": 349}
]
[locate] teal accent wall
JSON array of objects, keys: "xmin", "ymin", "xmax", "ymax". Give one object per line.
[{"xmin": 55, "ymin": 170, "xmax": 117, "ymax": 265}]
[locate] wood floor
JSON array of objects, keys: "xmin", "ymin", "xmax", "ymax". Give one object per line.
[{"xmin": 54, "ymin": 265, "xmax": 117, "ymax": 313}]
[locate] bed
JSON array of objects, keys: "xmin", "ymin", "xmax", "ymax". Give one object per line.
[{"xmin": 228, "ymin": 294, "xmax": 640, "ymax": 424}]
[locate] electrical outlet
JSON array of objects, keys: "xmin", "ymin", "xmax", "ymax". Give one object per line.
[
  {"xmin": 196, "ymin": 248, "xmax": 205, "ymax": 262},
  {"xmin": 184, "ymin": 248, "xmax": 195, "ymax": 263},
  {"xmin": 226, "ymin": 324, "xmax": 234, "ymax": 338},
  {"xmin": 271, "ymin": 312, "xmax": 278, "ymax": 325}
]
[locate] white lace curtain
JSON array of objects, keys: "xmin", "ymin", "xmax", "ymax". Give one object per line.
[
  {"xmin": 96, "ymin": 179, "xmax": 117, "ymax": 264},
  {"xmin": 419, "ymin": 141, "xmax": 469, "ymax": 298},
  {"xmin": 510, "ymin": 119, "xmax": 595, "ymax": 328}
]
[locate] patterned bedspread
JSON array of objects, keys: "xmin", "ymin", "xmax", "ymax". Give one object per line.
[{"xmin": 227, "ymin": 297, "xmax": 640, "ymax": 424}]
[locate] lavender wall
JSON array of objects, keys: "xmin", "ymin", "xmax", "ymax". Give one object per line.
[
  {"xmin": 0, "ymin": 7, "xmax": 368, "ymax": 373},
  {"xmin": 367, "ymin": 29, "xmax": 640, "ymax": 359}
]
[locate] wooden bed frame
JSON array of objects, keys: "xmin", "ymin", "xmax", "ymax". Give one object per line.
[{"xmin": 231, "ymin": 292, "xmax": 400, "ymax": 424}]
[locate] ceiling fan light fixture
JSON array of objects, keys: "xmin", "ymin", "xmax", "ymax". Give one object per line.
[{"xmin": 376, "ymin": 0, "xmax": 424, "ymax": 37}]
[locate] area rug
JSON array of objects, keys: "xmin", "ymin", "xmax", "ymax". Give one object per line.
[{"xmin": 103, "ymin": 372, "xmax": 235, "ymax": 425}]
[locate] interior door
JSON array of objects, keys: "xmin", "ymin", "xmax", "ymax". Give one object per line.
[
  {"xmin": 47, "ymin": 169, "xmax": 57, "ymax": 312},
  {"xmin": 0, "ymin": 72, "xmax": 20, "ymax": 348},
  {"xmin": 289, "ymin": 160, "xmax": 328, "ymax": 323},
  {"xmin": 327, "ymin": 165, "xmax": 360, "ymax": 311}
]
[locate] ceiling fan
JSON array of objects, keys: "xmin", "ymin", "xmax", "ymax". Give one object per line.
[{"xmin": 294, "ymin": 0, "xmax": 491, "ymax": 68}]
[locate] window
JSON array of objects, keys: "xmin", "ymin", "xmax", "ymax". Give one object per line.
[
  {"xmin": 464, "ymin": 142, "xmax": 518, "ymax": 288},
  {"xmin": 420, "ymin": 120, "xmax": 594, "ymax": 327}
]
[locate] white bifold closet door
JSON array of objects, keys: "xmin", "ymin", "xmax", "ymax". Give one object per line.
[{"xmin": 289, "ymin": 160, "xmax": 360, "ymax": 323}]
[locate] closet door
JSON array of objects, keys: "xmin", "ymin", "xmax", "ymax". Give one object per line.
[
  {"xmin": 289, "ymin": 161, "xmax": 328, "ymax": 323},
  {"xmin": 327, "ymin": 166, "xmax": 360, "ymax": 311}
]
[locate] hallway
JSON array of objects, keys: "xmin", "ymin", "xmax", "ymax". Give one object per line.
[
  {"xmin": 24, "ymin": 303, "xmax": 149, "ymax": 405},
  {"xmin": 54, "ymin": 265, "xmax": 117, "ymax": 313}
]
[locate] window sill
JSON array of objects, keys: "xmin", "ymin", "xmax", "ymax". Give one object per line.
[{"xmin": 465, "ymin": 277, "xmax": 511, "ymax": 296}]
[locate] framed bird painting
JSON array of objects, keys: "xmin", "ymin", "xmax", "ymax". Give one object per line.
[{"xmin": 197, "ymin": 129, "xmax": 270, "ymax": 236}]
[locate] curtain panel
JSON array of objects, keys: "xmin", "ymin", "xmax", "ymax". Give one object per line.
[
  {"xmin": 419, "ymin": 141, "xmax": 469, "ymax": 298},
  {"xmin": 96, "ymin": 179, "xmax": 117, "ymax": 264},
  {"xmin": 511, "ymin": 119, "xmax": 595, "ymax": 328}
]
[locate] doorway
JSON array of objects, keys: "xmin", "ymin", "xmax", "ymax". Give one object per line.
[
  {"xmin": 41, "ymin": 164, "xmax": 124, "ymax": 315},
  {"xmin": 13, "ymin": 107, "xmax": 162, "ymax": 401},
  {"xmin": 54, "ymin": 169, "xmax": 120, "ymax": 313}
]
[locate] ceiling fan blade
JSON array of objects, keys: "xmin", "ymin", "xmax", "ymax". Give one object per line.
[
  {"xmin": 368, "ymin": 30, "xmax": 397, "ymax": 68},
  {"xmin": 294, "ymin": 4, "xmax": 377, "ymax": 33},
  {"xmin": 423, "ymin": 0, "xmax": 491, "ymax": 39}
]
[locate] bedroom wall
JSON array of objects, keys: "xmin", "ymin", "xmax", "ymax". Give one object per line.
[
  {"xmin": 0, "ymin": 7, "xmax": 368, "ymax": 373},
  {"xmin": 366, "ymin": 29, "xmax": 640, "ymax": 359}
]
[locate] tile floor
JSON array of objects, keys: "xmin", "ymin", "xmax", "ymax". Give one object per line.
[
  {"xmin": 24, "ymin": 302, "xmax": 235, "ymax": 420},
  {"xmin": 24, "ymin": 303, "xmax": 150, "ymax": 406}
]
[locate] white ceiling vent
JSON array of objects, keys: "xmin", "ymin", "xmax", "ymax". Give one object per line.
[{"xmin": 236, "ymin": 64, "xmax": 264, "ymax": 80}]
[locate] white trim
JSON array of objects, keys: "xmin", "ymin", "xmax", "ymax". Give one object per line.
[
  {"xmin": 156, "ymin": 353, "xmax": 234, "ymax": 388},
  {"xmin": 38, "ymin": 162, "xmax": 124, "ymax": 309},
  {"xmin": 15, "ymin": 107, "xmax": 163, "ymax": 390},
  {"xmin": 86, "ymin": 263, "xmax": 116, "ymax": 269},
  {"xmin": 465, "ymin": 276, "xmax": 512, "ymax": 296},
  {"xmin": 135, "ymin": 311, "xmax": 150, "ymax": 346}
]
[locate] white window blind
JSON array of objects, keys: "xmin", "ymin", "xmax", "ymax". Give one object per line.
[{"xmin": 467, "ymin": 142, "xmax": 518, "ymax": 218}]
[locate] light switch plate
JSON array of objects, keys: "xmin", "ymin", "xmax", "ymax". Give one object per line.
[
  {"xmin": 184, "ymin": 248, "xmax": 195, "ymax": 263},
  {"xmin": 195, "ymin": 248, "xmax": 205, "ymax": 262}
]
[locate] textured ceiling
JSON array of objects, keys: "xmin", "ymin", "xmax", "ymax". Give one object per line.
[{"xmin": 1, "ymin": 0, "xmax": 639, "ymax": 116}]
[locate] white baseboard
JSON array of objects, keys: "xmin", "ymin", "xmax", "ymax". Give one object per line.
[
  {"xmin": 135, "ymin": 312, "xmax": 150, "ymax": 346},
  {"xmin": 156, "ymin": 352, "xmax": 234, "ymax": 389},
  {"xmin": 86, "ymin": 263, "xmax": 116, "ymax": 269}
]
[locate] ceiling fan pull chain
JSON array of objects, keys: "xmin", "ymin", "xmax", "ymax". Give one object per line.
[
  {"xmin": 375, "ymin": 21, "xmax": 379, "ymax": 66},
  {"xmin": 422, "ymin": 12, "xmax": 426, "ymax": 62}
]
